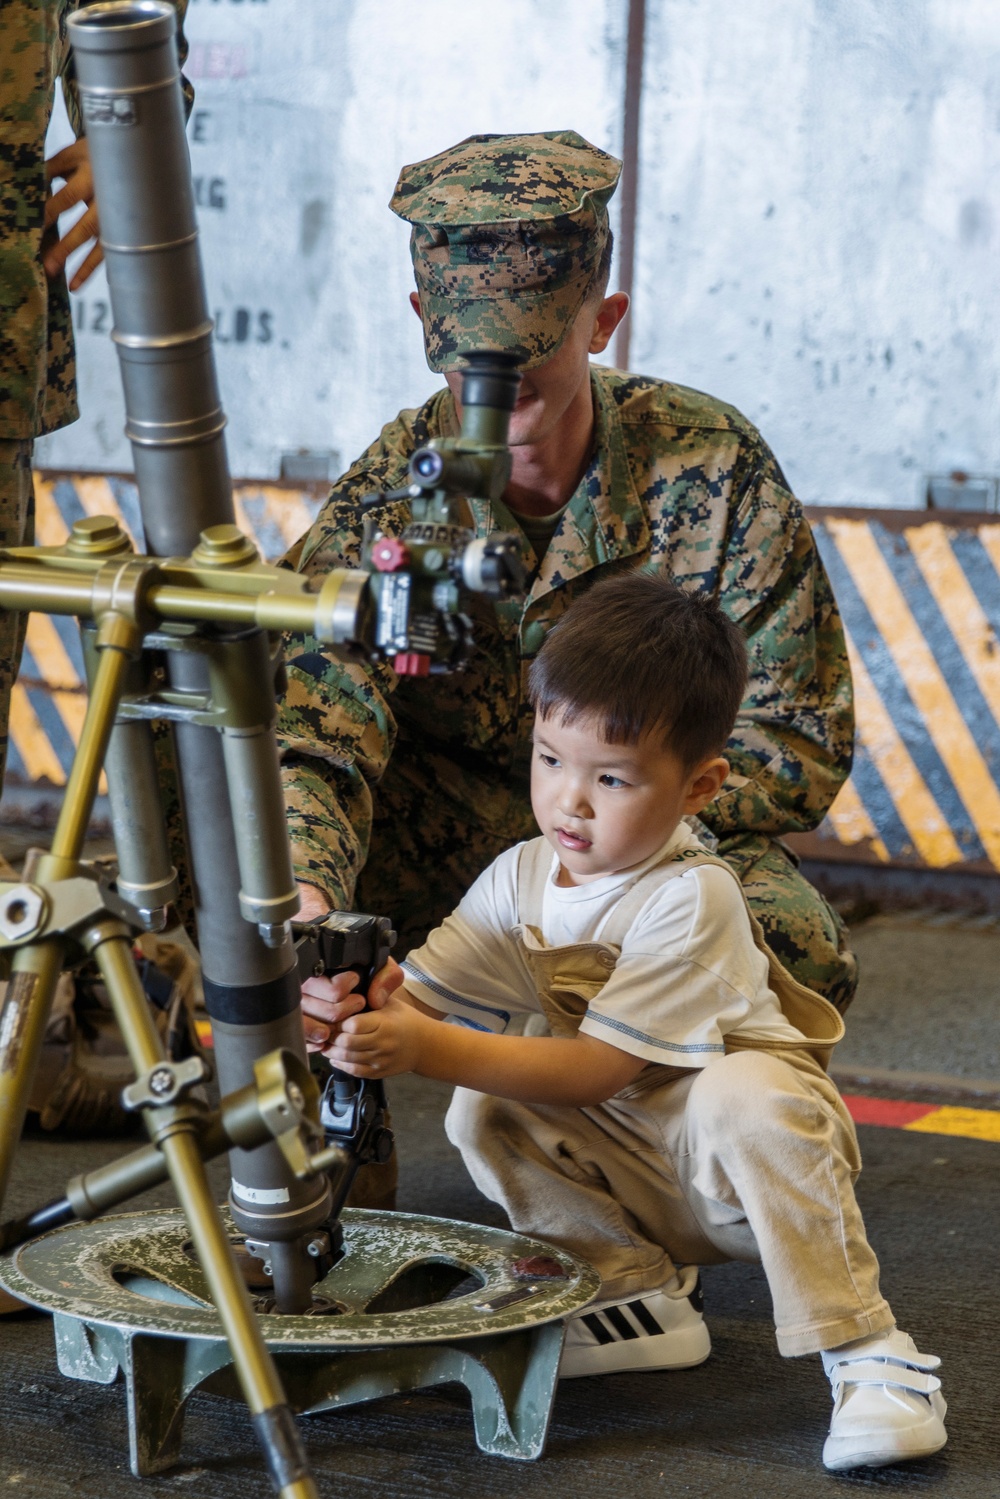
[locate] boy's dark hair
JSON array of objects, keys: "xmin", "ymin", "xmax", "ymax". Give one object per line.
[{"xmin": 528, "ymin": 572, "xmax": 748, "ymax": 767}]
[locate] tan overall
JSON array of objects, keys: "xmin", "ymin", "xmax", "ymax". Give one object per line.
[{"xmin": 445, "ymin": 845, "xmax": 894, "ymax": 1356}]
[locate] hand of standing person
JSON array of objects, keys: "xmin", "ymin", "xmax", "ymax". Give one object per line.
[{"xmin": 43, "ymin": 138, "xmax": 103, "ymax": 290}]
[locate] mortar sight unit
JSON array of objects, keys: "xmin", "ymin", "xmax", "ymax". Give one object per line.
[{"xmin": 358, "ymin": 349, "xmax": 527, "ymax": 676}]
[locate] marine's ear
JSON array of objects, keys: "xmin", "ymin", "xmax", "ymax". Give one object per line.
[
  {"xmin": 588, "ymin": 292, "xmax": 630, "ymax": 355},
  {"xmin": 409, "ymin": 291, "xmax": 422, "ymax": 317}
]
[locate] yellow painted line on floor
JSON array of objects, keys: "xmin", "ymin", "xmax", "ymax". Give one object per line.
[
  {"xmin": 905, "ymin": 1106, "xmax": 1000, "ymax": 1143},
  {"xmin": 825, "ymin": 776, "xmax": 891, "ymax": 862},
  {"xmin": 905, "ymin": 524, "xmax": 1000, "ymax": 734},
  {"xmin": 830, "ymin": 519, "xmax": 1000, "ymax": 867},
  {"xmin": 8, "ymin": 683, "xmax": 66, "ymax": 785},
  {"xmin": 72, "ymin": 476, "xmax": 140, "ymax": 549},
  {"xmin": 32, "ymin": 477, "xmax": 69, "ymax": 547},
  {"xmin": 843, "ymin": 625, "xmax": 962, "ymax": 866}
]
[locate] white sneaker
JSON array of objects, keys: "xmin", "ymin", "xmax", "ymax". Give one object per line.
[
  {"xmin": 560, "ymin": 1265, "xmax": 711, "ymax": 1378},
  {"xmin": 821, "ymin": 1327, "xmax": 948, "ymax": 1471}
]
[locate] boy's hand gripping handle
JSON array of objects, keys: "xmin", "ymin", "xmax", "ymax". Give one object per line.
[{"xmin": 292, "ymin": 914, "xmax": 396, "ymax": 1215}]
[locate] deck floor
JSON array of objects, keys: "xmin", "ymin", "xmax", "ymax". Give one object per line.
[{"xmin": 1, "ymin": 912, "xmax": 996, "ymax": 1498}]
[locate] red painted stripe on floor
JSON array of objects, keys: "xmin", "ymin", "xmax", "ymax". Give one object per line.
[{"xmin": 842, "ymin": 1095, "xmax": 937, "ymax": 1128}]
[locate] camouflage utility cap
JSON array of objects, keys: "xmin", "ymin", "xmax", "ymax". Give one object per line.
[{"xmin": 390, "ymin": 130, "xmax": 621, "ymax": 372}]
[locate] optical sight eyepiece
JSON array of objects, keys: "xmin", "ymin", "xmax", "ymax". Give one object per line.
[{"xmin": 458, "ymin": 351, "xmax": 523, "ymax": 412}]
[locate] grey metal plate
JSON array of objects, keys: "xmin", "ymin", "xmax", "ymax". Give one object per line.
[{"xmin": 0, "ymin": 1205, "xmax": 599, "ymax": 1346}]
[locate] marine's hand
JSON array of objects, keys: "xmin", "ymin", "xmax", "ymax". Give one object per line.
[
  {"xmin": 44, "ymin": 140, "xmax": 103, "ymax": 290},
  {"xmin": 325, "ymin": 986, "xmax": 428, "ymax": 1079},
  {"xmin": 301, "ymin": 956, "xmax": 405, "ymax": 1052}
]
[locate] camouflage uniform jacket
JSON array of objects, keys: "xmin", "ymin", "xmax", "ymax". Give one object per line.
[
  {"xmin": 0, "ymin": 0, "xmax": 190, "ymax": 438},
  {"xmin": 279, "ymin": 365, "xmax": 854, "ymax": 909}
]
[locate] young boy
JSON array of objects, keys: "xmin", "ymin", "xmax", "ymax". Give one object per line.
[{"xmin": 309, "ymin": 573, "xmax": 947, "ymax": 1472}]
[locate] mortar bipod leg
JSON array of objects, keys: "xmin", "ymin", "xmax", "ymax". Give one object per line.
[
  {"xmin": 88, "ymin": 927, "xmax": 319, "ymax": 1499},
  {"xmin": 0, "ymin": 612, "xmax": 137, "ymax": 1214},
  {"xmin": 0, "ymin": 939, "xmax": 66, "ymax": 1212}
]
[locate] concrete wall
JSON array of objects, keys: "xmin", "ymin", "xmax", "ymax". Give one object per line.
[
  {"xmin": 36, "ymin": 0, "xmax": 1000, "ymax": 511},
  {"xmin": 38, "ymin": 0, "xmax": 626, "ymax": 480},
  {"xmin": 634, "ymin": 0, "xmax": 1000, "ymax": 509}
]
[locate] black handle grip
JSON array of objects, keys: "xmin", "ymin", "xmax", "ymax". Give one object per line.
[
  {"xmin": 292, "ymin": 912, "xmax": 397, "ymax": 1176},
  {"xmin": 293, "ymin": 912, "xmax": 395, "ymax": 1008}
]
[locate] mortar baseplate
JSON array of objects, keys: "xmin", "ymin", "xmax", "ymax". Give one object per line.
[{"xmin": 0, "ymin": 1205, "xmax": 599, "ymax": 1473}]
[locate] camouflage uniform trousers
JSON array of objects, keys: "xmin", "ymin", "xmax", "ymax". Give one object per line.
[
  {"xmin": 0, "ymin": 440, "xmax": 34, "ymax": 788},
  {"xmin": 355, "ymin": 753, "xmax": 859, "ymax": 1015}
]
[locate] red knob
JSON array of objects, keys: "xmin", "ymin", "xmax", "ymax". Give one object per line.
[
  {"xmin": 371, "ymin": 537, "xmax": 410, "ymax": 572},
  {"xmin": 393, "ymin": 652, "xmax": 431, "ymax": 677}
]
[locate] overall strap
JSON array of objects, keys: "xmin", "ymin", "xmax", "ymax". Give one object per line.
[
  {"xmin": 597, "ymin": 847, "xmax": 722, "ymax": 949},
  {"xmin": 515, "ymin": 839, "xmax": 554, "ymax": 932},
  {"xmin": 661, "ymin": 849, "xmax": 846, "ymax": 1065}
]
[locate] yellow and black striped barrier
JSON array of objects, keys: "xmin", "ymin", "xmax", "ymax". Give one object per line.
[
  {"xmin": 805, "ymin": 509, "xmax": 1000, "ymax": 875},
  {"xmin": 7, "ymin": 484, "xmax": 1000, "ymax": 882}
]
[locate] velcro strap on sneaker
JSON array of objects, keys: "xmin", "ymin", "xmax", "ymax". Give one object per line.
[
  {"xmin": 835, "ymin": 1344, "xmax": 940, "ymax": 1373},
  {"xmin": 892, "ymin": 1347, "xmax": 940, "ymax": 1372},
  {"xmin": 829, "ymin": 1359, "xmax": 943, "ymax": 1396}
]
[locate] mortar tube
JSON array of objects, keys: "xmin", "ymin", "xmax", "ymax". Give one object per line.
[
  {"xmin": 170, "ymin": 680, "xmax": 331, "ymax": 1314},
  {"xmin": 69, "ymin": 0, "xmax": 330, "ymax": 1315}
]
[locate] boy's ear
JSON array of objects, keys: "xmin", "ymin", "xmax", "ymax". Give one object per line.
[{"xmin": 683, "ymin": 756, "xmax": 730, "ymax": 814}]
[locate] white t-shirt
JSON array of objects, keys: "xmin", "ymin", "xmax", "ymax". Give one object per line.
[{"xmin": 402, "ymin": 822, "xmax": 806, "ymax": 1067}]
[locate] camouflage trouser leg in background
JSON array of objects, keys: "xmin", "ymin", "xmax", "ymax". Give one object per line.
[
  {"xmin": 356, "ymin": 761, "xmax": 859, "ymax": 1013},
  {"xmin": 356, "ymin": 763, "xmax": 533, "ymax": 959},
  {"xmin": 0, "ymin": 439, "xmax": 35, "ymax": 788},
  {"xmin": 717, "ymin": 832, "xmax": 859, "ymax": 1013}
]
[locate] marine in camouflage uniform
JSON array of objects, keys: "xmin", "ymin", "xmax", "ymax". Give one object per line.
[
  {"xmin": 279, "ymin": 131, "xmax": 858, "ymax": 1011},
  {"xmin": 0, "ymin": 0, "xmax": 189, "ymax": 786}
]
